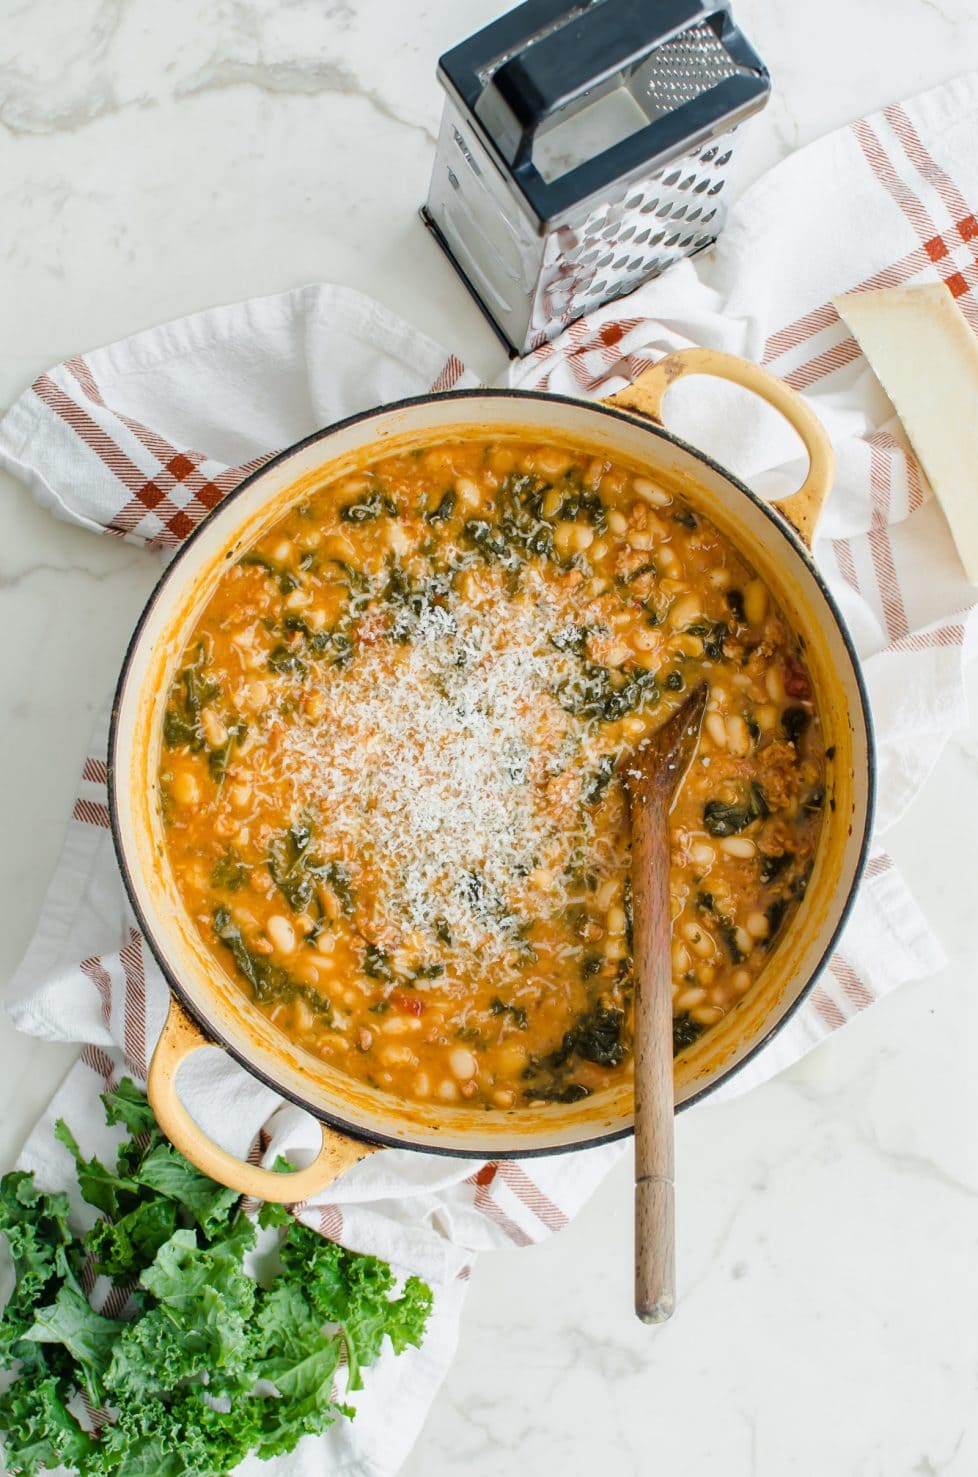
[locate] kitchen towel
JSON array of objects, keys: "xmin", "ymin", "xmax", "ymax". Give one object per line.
[{"xmin": 3, "ymin": 70, "xmax": 978, "ymax": 1477}]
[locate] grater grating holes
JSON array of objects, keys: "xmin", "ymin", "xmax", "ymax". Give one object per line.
[{"xmin": 634, "ymin": 21, "xmax": 745, "ymax": 120}]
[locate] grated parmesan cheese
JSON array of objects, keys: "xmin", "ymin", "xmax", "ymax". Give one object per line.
[{"xmin": 270, "ymin": 566, "xmax": 619, "ymax": 980}]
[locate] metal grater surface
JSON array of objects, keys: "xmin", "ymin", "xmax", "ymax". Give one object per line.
[
  {"xmin": 637, "ymin": 22, "xmax": 745, "ymax": 122},
  {"xmin": 423, "ymin": 2, "xmax": 770, "ymax": 355}
]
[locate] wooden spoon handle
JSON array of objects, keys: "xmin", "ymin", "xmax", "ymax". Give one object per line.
[
  {"xmin": 630, "ymin": 793, "xmax": 676, "ymax": 1323},
  {"xmin": 635, "ymin": 1178, "xmax": 676, "ymax": 1323}
]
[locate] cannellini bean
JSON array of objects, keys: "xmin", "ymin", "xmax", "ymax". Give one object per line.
[
  {"xmin": 755, "ymin": 704, "xmax": 779, "ymax": 732},
  {"xmin": 570, "ymin": 523, "xmax": 594, "ymax": 552},
  {"xmin": 709, "ymin": 567, "xmax": 732, "ymax": 589},
  {"xmin": 200, "ymin": 707, "xmax": 228, "ymax": 748},
  {"xmin": 607, "ymin": 509, "xmax": 628, "ymax": 535},
  {"xmin": 380, "ymin": 1044, "xmax": 418, "ymax": 1067},
  {"xmin": 534, "ymin": 447, "xmax": 574, "ymax": 476},
  {"xmin": 595, "ymin": 879, "xmax": 618, "ymax": 910},
  {"xmin": 675, "ymin": 986, "xmax": 707, "ymax": 1012},
  {"xmin": 632, "ymin": 478, "xmax": 671, "ymax": 507},
  {"xmin": 449, "ymin": 1047, "xmax": 477, "ymax": 1080},
  {"xmin": 743, "ymin": 579, "xmax": 769, "ymax": 625},
  {"xmin": 734, "ymin": 926, "xmax": 753, "ymax": 957},
  {"xmin": 266, "ymin": 914, "xmax": 296, "ymax": 954},
  {"xmin": 542, "ymin": 489, "xmax": 564, "ymax": 519},
  {"xmin": 765, "ymin": 665, "xmax": 786, "ymax": 702},
  {"xmin": 731, "ymin": 969, "xmax": 752, "ymax": 996},
  {"xmin": 630, "ymin": 626, "xmax": 659, "ymax": 651},
  {"xmin": 589, "ymin": 538, "xmax": 608, "ymax": 560},
  {"xmin": 455, "ymin": 476, "xmax": 483, "ymax": 508},
  {"xmin": 606, "ymin": 905, "xmax": 626, "ymax": 936},
  {"xmin": 229, "ymin": 783, "xmax": 251, "ymax": 809},
  {"xmin": 603, "ymin": 642, "xmax": 631, "ymax": 668},
  {"xmin": 530, "ymin": 867, "xmax": 554, "ymax": 891},
  {"xmin": 414, "ymin": 1073, "xmax": 431, "ymax": 1098},
  {"xmin": 672, "ymin": 940, "xmax": 691, "ymax": 974},
  {"xmin": 171, "ymin": 771, "xmax": 199, "ymax": 807},
  {"xmin": 691, "ymin": 1004, "xmax": 724, "ymax": 1027},
  {"xmin": 746, "ymin": 911, "xmax": 770, "ymax": 940},
  {"xmin": 705, "ymin": 712, "xmax": 727, "ymax": 749},
  {"xmin": 622, "ymin": 715, "xmax": 646, "ymax": 738},
  {"xmin": 387, "ymin": 522, "xmax": 410, "ymax": 556},
  {"xmin": 605, "ymin": 937, "xmax": 628, "ymax": 961},
  {"xmin": 727, "ymin": 715, "xmax": 751, "ymax": 757},
  {"xmin": 493, "ymin": 1089, "xmax": 516, "ymax": 1109},
  {"xmin": 627, "ymin": 530, "xmax": 653, "ymax": 551},
  {"xmin": 381, "ymin": 1014, "xmax": 421, "ymax": 1035},
  {"xmin": 284, "ymin": 588, "xmax": 311, "ymax": 610},
  {"xmin": 719, "ymin": 836, "xmax": 757, "ymax": 859},
  {"xmin": 272, "ymin": 539, "xmax": 295, "ymax": 564},
  {"xmin": 657, "ymin": 544, "xmax": 678, "ymax": 570},
  {"xmin": 438, "ymin": 1079, "xmax": 459, "ymax": 1101},
  {"xmin": 292, "ymin": 998, "xmax": 316, "ymax": 1031},
  {"xmin": 692, "ymin": 930, "xmax": 715, "ymax": 959},
  {"xmin": 497, "ymin": 1042, "xmax": 528, "ymax": 1075},
  {"xmin": 669, "ymin": 594, "xmax": 702, "ymax": 629},
  {"xmin": 690, "ymin": 842, "xmax": 716, "ymax": 869}
]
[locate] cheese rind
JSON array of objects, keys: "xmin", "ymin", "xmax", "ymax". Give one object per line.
[{"xmin": 834, "ymin": 284, "xmax": 978, "ymax": 584}]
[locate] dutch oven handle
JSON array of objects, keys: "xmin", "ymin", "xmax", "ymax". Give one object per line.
[
  {"xmin": 606, "ymin": 348, "xmax": 835, "ymax": 549},
  {"xmin": 148, "ymin": 997, "xmax": 376, "ymax": 1202}
]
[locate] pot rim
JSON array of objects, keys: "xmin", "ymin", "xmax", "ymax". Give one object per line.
[{"xmin": 107, "ymin": 386, "xmax": 877, "ymax": 1156}]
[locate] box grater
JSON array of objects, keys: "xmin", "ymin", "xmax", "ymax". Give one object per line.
[{"xmin": 422, "ymin": 0, "xmax": 770, "ymax": 357}]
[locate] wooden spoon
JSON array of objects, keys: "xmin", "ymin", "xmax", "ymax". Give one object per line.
[{"xmin": 620, "ymin": 681, "xmax": 709, "ymax": 1324}]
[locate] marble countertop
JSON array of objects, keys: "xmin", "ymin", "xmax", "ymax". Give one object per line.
[{"xmin": 2, "ymin": 1, "xmax": 977, "ymax": 1473}]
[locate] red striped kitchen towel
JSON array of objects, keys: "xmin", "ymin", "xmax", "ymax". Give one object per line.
[{"xmin": 3, "ymin": 74, "xmax": 978, "ymax": 1477}]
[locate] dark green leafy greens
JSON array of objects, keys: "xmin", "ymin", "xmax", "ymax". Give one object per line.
[
  {"xmin": 703, "ymin": 782, "xmax": 769, "ymax": 838},
  {"xmin": 213, "ymin": 907, "xmax": 333, "ymax": 1021},
  {"xmin": 0, "ymin": 1082, "xmax": 431, "ymax": 1477},
  {"xmin": 162, "ymin": 644, "xmax": 219, "ymax": 751}
]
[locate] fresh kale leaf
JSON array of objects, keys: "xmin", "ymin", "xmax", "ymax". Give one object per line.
[{"xmin": 0, "ymin": 1082, "xmax": 432, "ymax": 1477}]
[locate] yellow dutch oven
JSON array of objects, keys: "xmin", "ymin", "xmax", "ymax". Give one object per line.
[{"xmin": 108, "ymin": 349, "xmax": 874, "ymax": 1200}]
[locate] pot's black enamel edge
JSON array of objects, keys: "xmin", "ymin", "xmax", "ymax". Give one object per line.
[{"xmin": 107, "ymin": 386, "xmax": 878, "ymax": 1157}]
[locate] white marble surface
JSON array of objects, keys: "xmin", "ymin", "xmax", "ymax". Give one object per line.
[{"xmin": 1, "ymin": 1, "xmax": 977, "ymax": 1473}]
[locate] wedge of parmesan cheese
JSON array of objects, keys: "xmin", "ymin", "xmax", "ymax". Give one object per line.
[{"xmin": 834, "ymin": 284, "xmax": 978, "ymax": 583}]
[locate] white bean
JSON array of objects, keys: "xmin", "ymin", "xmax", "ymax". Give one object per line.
[
  {"xmin": 765, "ymin": 666, "xmax": 786, "ymax": 703},
  {"xmin": 672, "ymin": 940, "xmax": 690, "ymax": 974},
  {"xmin": 727, "ymin": 715, "xmax": 751, "ymax": 756},
  {"xmin": 449, "ymin": 1047, "xmax": 477, "ymax": 1081},
  {"xmin": 746, "ymin": 911, "xmax": 770, "ymax": 940},
  {"xmin": 632, "ymin": 478, "xmax": 671, "ymax": 507},
  {"xmin": 669, "ymin": 594, "xmax": 702, "ymax": 630},
  {"xmin": 705, "ymin": 712, "xmax": 727, "ymax": 749},
  {"xmin": 171, "ymin": 771, "xmax": 199, "ymax": 807},
  {"xmin": 719, "ymin": 837, "xmax": 757, "ymax": 859},
  {"xmin": 606, "ymin": 905, "xmax": 626, "ymax": 937},
  {"xmin": 595, "ymin": 879, "xmax": 618, "ymax": 910},
  {"xmin": 744, "ymin": 579, "xmax": 769, "ymax": 625},
  {"xmin": 200, "ymin": 707, "xmax": 227, "ymax": 748},
  {"xmin": 266, "ymin": 914, "xmax": 296, "ymax": 955}
]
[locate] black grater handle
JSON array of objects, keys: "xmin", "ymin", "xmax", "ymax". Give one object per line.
[{"xmin": 475, "ymin": 0, "xmax": 726, "ymax": 167}]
